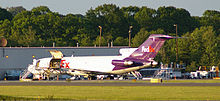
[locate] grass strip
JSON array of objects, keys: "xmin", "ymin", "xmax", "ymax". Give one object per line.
[{"xmin": 0, "ymin": 86, "xmax": 220, "ymax": 100}]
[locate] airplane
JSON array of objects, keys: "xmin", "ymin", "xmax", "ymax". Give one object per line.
[{"xmin": 20, "ymin": 34, "xmax": 176, "ymax": 80}]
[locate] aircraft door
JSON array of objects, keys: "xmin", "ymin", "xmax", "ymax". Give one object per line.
[
  {"xmin": 48, "ymin": 50, "xmax": 63, "ymax": 69},
  {"xmin": 49, "ymin": 59, "xmax": 61, "ymax": 69}
]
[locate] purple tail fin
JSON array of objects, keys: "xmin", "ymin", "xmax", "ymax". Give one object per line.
[{"xmin": 127, "ymin": 34, "xmax": 175, "ymax": 60}]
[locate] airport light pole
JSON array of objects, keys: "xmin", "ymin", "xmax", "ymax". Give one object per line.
[
  {"xmin": 174, "ymin": 24, "xmax": 178, "ymax": 68},
  {"xmin": 98, "ymin": 26, "xmax": 102, "ymax": 47},
  {"xmin": 128, "ymin": 26, "xmax": 133, "ymax": 47}
]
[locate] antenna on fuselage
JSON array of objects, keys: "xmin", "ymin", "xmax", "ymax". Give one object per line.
[{"xmin": 71, "ymin": 51, "xmax": 75, "ymax": 57}]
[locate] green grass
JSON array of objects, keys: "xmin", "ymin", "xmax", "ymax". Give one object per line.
[{"xmin": 0, "ymin": 86, "xmax": 220, "ymax": 100}]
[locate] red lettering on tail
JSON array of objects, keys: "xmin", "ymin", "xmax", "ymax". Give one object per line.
[{"xmin": 142, "ymin": 46, "xmax": 155, "ymax": 52}]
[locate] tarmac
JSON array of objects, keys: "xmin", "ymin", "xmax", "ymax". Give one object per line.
[{"xmin": 0, "ymin": 81, "xmax": 220, "ymax": 86}]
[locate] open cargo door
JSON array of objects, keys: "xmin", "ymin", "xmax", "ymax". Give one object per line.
[
  {"xmin": 49, "ymin": 50, "xmax": 63, "ymax": 59},
  {"xmin": 49, "ymin": 50, "xmax": 63, "ymax": 69}
]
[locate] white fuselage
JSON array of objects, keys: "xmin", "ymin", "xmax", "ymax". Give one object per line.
[
  {"xmin": 31, "ymin": 48, "xmax": 145, "ymax": 76},
  {"xmin": 62, "ymin": 55, "xmax": 126, "ymax": 72}
]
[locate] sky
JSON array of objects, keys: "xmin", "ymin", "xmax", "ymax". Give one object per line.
[{"xmin": 0, "ymin": 0, "xmax": 219, "ymax": 16}]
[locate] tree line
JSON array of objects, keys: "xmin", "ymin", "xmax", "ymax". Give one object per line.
[{"xmin": 0, "ymin": 4, "xmax": 219, "ymax": 71}]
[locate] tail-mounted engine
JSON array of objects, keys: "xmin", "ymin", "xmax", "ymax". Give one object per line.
[
  {"xmin": 112, "ymin": 60, "xmax": 143, "ymax": 67},
  {"xmin": 150, "ymin": 60, "xmax": 158, "ymax": 67}
]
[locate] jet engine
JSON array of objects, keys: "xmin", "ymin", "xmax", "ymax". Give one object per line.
[
  {"xmin": 112, "ymin": 60, "xmax": 143, "ymax": 67},
  {"xmin": 150, "ymin": 61, "xmax": 158, "ymax": 67}
]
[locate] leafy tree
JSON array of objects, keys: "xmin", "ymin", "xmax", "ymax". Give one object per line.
[
  {"xmin": 160, "ymin": 39, "xmax": 176, "ymax": 64},
  {"xmin": 93, "ymin": 36, "xmax": 107, "ymax": 46},
  {"xmin": 114, "ymin": 37, "xmax": 128, "ymax": 46},
  {"xmin": 121, "ymin": 6, "xmax": 140, "ymax": 18},
  {"xmin": 8, "ymin": 29, "xmax": 20, "ymax": 46},
  {"xmin": 31, "ymin": 12, "xmax": 64, "ymax": 46},
  {"xmin": 72, "ymin": 33, "xmax": 92, "ymax": 46},
  {"xmin": 164, "ymin": 26, "xmax": 219, "ymax": 70},
  {"xmin": 178, "ymin": 33, "xmax": 191, "ymax": 65},
  {"xmin": 200, "ymin": 26, "xmax": 218, "ymax": 66},
  {"xmin": 132, "ymin": 28, "xmax": 165, "ymax": 47},
  {"xmin": 134, "ymin": 6, "xmax": 156, "ymax": 31},
  {"xmin": 131, "ymin": 28, "xmax": 150, "ymax": 47},
  {"xmin": 121, "ymin": 6, "xmax": 140, "ymax": 36},
  {"xmin": 217, "ymin": 35, "xmax": 220, "ymax": 67},
  {"xmin": 61, "ymin": 14, "xmax": 86, "ymax": 46},
  {"xmin": 9, "ymin": 10, "xmax": 33, "ymax": 46},
  {"xmin": 200, "ymin": 10, "xmax": 220, "ymax": 34},
  {"xmin": 9, "ymin": 6, "xmax": 63, "ymax": 46},
  {"xmin": 7, "ymin": 6, "xmax": 26, "ymax": 16},
  {"xmin": 156, "ymin": 6, "xmax": 196, "ymax": 35},
  {"xmin": 185, "ymin": 61, "xmax": 198, "ymax": 72},
  {"xmin": 0, "ymin": 7, "xmax": 13, "ymax": 21},
  {"xmin": 18, "ymin": 26, "xmax": 38, "ymax": 46},
  {"xmin": 188, "ymin": 28, "xmax": 204, "ymax": 65},
  {"xmin": 31, "ymin": 6, "xmax": 51, "ymax": 15},
  {"xmin": 12, "ymin": 10, "xmax": 31, "ymax": 21},
  {"xmin": 149, "ymin": 28, "xmax": 165, "ymax": 34},
  {"xmin": 0, "ymin": 19, "xmax": 11, "ymax": 38},
  {"xmin": 85, "ymin": 4, "xmax": 128, "ymax": 40}
]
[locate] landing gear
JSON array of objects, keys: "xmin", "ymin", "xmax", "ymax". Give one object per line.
[
  {"xmin": 131, "ymin": 71, "xmax": 142, "ymax": 80},
  {"xmin": 88, "ymin": 76, "xmax": 97, "ymax": 80},
  {"xmin": 106, "ymin": 75, "xmax": 114, "ymax": 80}
]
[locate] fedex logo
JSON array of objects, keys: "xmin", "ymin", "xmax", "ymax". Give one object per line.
[
  {"xmin": 60, "ymin": 60, "xmax": 70, "ymax": 68},
  {"xmin": 142, "ymin": 46, "xmax": 155, "ymax": 52}
]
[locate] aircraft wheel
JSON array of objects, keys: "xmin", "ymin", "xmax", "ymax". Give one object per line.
[
  {"xmin": 106, "ymin": 75, "xmax": 114, "ymax": 80},
  {"xmin": 88, "ymin": 76, "xmax": 97, "ymax": 80}
]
